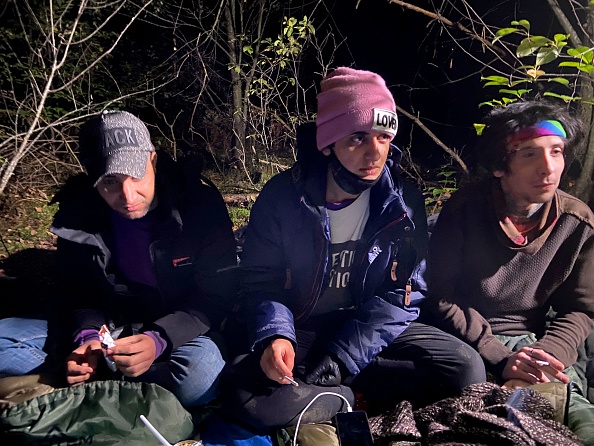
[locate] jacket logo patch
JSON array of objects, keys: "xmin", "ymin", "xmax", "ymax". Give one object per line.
[{"xmin": 172, "ymin": 256, "xmax": 191, "ymax": 267}]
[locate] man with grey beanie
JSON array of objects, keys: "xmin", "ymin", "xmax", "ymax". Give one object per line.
[
  {"xmin": 220, "ymin": 67, "xmax": 486, "ymax": 431},
  {"xmin": 0, "ymin": 111, "xmax": 238, "ymax": 408}
]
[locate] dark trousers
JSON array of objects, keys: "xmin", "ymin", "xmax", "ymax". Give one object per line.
[{"xmin": 220, "ymin": 320, "xmax": 486, "ymax": 431}]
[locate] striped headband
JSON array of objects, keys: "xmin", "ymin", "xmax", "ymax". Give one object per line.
[{"xmin": 508, "ymin": 120, "xmax": 567, "ymax": 147}]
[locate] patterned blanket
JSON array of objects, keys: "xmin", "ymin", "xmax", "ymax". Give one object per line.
[{"xmin": 368, "ymin": 382, "xmax": 582, "ymax": 446}]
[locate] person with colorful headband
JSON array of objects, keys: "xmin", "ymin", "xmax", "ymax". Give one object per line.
[
  {"xmin": 423, "ymin": 100, "xmax": 594, "ymax": 441},
  {"xmin": 220, "ymin": 67, "xmax": 485, "ymax": 431}
]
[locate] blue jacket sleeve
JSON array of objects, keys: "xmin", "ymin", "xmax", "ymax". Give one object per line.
[{"xmin": 240, "ymin": 179, "xmax": 298, "ymax": 349}]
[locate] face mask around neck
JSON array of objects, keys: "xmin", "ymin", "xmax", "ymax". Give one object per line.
[{"xmin": 328, "ymin": 152, "xmax": 380, "ymax": 195}]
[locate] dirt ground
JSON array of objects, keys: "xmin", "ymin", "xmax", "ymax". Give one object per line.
[{"xmin": 0, "ymin": 186, "xmax": 59, "ymax": 319}]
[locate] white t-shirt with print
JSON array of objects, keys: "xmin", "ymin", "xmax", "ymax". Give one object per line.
[{"xmin": 311, "ymin": 189, "xmax": 370, "ymax": 315}]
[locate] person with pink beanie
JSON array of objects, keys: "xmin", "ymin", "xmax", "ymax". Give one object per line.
[{"xmin": 220, "ymin": 67, "xmax": 486, "ymax": 432}]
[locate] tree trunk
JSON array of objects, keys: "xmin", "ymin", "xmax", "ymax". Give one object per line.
[
  {"xmin": 224, "ymin": 0, "xmax": 245, "ymax": 167},
  {"xmin": 573, "ymin": 4, "xmax": 594, "ymax": 204},
  {"xmin": 574, "ymin": 116, "xmax": 594, "ymax": 203}
]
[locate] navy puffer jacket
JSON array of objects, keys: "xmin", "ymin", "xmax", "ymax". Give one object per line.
[{"xmin": 241, "ymin": 142, "xmax": 426, "ymax": 377}]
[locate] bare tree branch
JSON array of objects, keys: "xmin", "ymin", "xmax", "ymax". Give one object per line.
[
  {"xmin": 385, "ymin": 0, "xmax": 511, "ymax": 61},
  {"xmin": 396, "ymin": 104, "xmax": 468, "ymax": 173},
  {"xmin": 0, "ymin": 0, "xmax": 172, "ymax": 196}
]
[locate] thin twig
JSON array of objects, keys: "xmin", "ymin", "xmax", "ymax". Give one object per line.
[{"xmin": 396, "ymin": 105, "xmax": 468, "ymax": 173}]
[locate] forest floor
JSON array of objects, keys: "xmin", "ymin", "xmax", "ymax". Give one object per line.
[{"xmin": 0, "ymin": 186, "xmax": 58, "ymax": 318}]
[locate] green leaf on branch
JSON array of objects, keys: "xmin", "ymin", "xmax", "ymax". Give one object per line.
[
  {"xmin": 543, "ymin": 92, "xmax": 579, "ymax": 102},
  {"xmin": 517, "ymin": 39, "xmax": 539, "ymax": 57},
  {"xmin": 481, "ymin": 75, "xmax": 509, "ymax": 86},
  {"xmin": 438, "ymin": 170, "xmax": 457, "ymax": 179},
  {"xmin": 510, "ymin": 78, "xmax": 531, "ymax": 87},
  {"xmin": 561, "ymin": 61, "xmax": 594, "ymax": 73},
  {"xmin": 517, "ymin": 36, "xmax": 552, "ymax": 57},
  {"xmin": 536, "ymin": 47, "xmax": 559, "ymax": 66},
  {"xmin": 478, "ymin": 97, "xmax": 516, "ymax": 108},
  {"xmin": 578, "ymin": 64, "xmax": 594, "ymax": 73},
  {"xmin": 499, "ymin": 88, "xmax": 531, "ymax": 97},
  {"xmin": 548, "ymin": 77, "xmax": 570, "ymax": 86},
  {"xmin": 558, "ymin": 61, "xmax": 581, "ymax": 68},
  {"xmin": 511, "ymin": 20, "xmax": 530, "ymax": 31},
  {"xmin": 493, "ymin": 27, "xmax": 519, "ymax": 43},
  {"xmin": 567, "ymin": 46, "xmax": 594, "ymax": 63},
  {"xmin": 531, "ymin": 36, "xmax": 553, "ymax": 46}
]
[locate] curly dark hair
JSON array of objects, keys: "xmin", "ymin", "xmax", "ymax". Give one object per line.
[{"xmin": 477, "ymin": 100, "xmax": 585, "ymax": 173}]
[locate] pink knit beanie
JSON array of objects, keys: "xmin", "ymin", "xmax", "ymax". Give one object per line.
[{"xmin": 316, "ymin": 67, "xmax": 398, "ymax": 150}]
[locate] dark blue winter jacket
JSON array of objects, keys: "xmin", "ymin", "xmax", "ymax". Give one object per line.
[{"xmin": 241, "ymin": 148, "xmax": 426, "ymax": 377}]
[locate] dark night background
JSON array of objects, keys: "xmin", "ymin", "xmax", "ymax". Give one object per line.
[
  {"xmin": 0, "ymin": 0, "xmax": 583, "ymax": 222},
  {"xmin": 112, "ymin": 0, "xmax": 569, "ymax": 177},
  {"xmin": 321, "ymin": 0, "xmax": 564, "ymax": 173}
]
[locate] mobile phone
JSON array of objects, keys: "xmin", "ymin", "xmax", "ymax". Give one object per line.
[{"xmin": 333, "ymin": 411, "xmax": 373, "ymax": 446}]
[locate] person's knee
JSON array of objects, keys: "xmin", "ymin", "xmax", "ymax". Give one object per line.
[
  {"xmin": 453, "ymin": 343, "xmax": 486, "ymax": 386},
  {"xmin": 169, "ymin": 336, "xmax": 226, "ymax": 407},
  {"xmin": 173, "ymin": 373, "xmax": 222, "ymax": 407},
  {"xmin": 0, "ymin": 317, "xmax": 46, "ymax": 338},
  {"xmin": 0, "ymin": 317, "xmax": 49, "ymax": 376},
  {"xmin": 224, "ymin": 381, "xmax": 355, "ymax": 430}
]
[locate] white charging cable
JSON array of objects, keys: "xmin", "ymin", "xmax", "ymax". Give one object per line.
[{"xmin": 292, "ymin": 391, "xmax": 353, "ymax": 446}]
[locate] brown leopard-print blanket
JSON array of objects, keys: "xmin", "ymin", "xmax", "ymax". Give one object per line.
[{"xmin": 368, "ymin": 382, "xmax": 582, "ymax": 446}]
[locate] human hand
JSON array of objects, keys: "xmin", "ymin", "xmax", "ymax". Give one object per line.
[
  {"xmin": 302, "ymin": 354, "xmax": 343, "ymax": 386},
  {"xmin": 259, "ymin": 338, "xmax": 296, "ymax": 385},
  {"xmin": 105, "ymin": 334, "xmax": 157, "ymax": 377},
  {"xmin": 502, "ymin": 346, "xmax": 569, "ymax": 385},
  {"xmin": 66, "ymin": 340, "xmax": 102, "ymax": 386}
]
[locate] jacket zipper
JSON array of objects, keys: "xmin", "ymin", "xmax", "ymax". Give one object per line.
[{"xmin": 294, "ymin": 200, "xmax": 329, "ymax": 321}]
